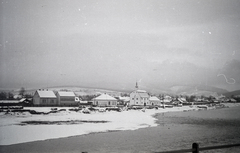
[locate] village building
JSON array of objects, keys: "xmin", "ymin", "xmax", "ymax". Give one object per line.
[
  {"xmin": 176, "ymin": 97, "xmax": 190, "ymax": 105},
  {"xmin": 93, "ymin": 93, "xmax": 117, "ymax": 107},
  {"xmin": 19, "ymin": 98, "xmax": 33, "ymax": 106},
  {"xmin": 56, "ymin": 91, "xmax": 77, "ymax": 106},
  {"xmin": 129, "ymin": 82, "xmax": 150, "ymax": 106},
  {"xmin": 163, "ymin": 95, "xmax": 173, "ymax": 103},
  {"xmin": 228, "ymin": 98, "xmax": 237, "ymax": 103},
  {"xmin": 117, "ymin": 96, "xmax": 130, "ymax": 105},
  {"xmin": 149, "ymin": 96, "xmax": 161, "ymax": 105},
  {"xmin": 33, "ymin": 90, "xmax": 57, "ymax": 106},
  {"xmin": 0, "ymin": 100, "xmax": 21, "ymax": 106}
]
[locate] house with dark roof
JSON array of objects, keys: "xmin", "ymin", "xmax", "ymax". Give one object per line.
[
  {"xmin": 33, "ymin": 90, "xmax": 57, "ymax": 106},
  {"xmin": 56, "ymin": 91, "xmax": 77, "ymax": 106},
  {"xmin": 93, "ymin": 93, "xmax": 117, "ymax": 107}
]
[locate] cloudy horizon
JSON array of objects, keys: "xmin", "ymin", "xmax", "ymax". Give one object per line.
[{"xmin": 1, "ymin": 0, "xmax": 240, "ymax": 92}]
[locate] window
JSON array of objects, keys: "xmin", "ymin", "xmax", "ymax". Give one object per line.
[
  {"xmin": 108, "ymin": 101, "xmax": 111, "ymax": 105},
  {"xmin": 132, "ymin": 98, "xmax": 134, "ymax": 100},
  {"xmin": 136, "ymin": 98, "xmax": 138, "ymax": 100},
  {"xmin": 42, "ymin": 99, "xmax": 46, "ymax": 103}
]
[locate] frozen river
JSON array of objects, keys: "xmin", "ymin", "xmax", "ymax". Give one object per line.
[{"xmin": 1, "ymin": 104, "xmax": 240, "ymax": 152}]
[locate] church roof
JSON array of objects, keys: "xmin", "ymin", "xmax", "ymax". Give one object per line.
[
  {"xmin": 136, "ymin": 90, "xmax": 147, "ymax": 93},
  {"xmin": 130, "ymin": 89, "xmax": 149, "ymax": 97}
]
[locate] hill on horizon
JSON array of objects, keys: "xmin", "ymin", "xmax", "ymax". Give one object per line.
[
  {"xmin": 223, "ymin": 90, "xmax": 240, "ymax": 97},
  {"xmin": 168, "ymin": 85, "xmax": 228, "ymax": 95},
  {"xmin": 1, "ymin": 84, "xmax": 238, "ymax": 98}
]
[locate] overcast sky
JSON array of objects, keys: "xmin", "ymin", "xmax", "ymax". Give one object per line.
[{"xmin": 1, "ymin": 0, "xmax": 240, "ymax": 91}]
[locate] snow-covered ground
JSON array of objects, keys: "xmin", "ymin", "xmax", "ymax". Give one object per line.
[{"xmin": 0, "ymin": 104, "xmax": 237, "ymax": 145}]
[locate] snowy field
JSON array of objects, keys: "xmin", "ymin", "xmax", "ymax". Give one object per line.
[{"xmin": 0, "ymin": 104, "xmax": 237, "ymax": 145}]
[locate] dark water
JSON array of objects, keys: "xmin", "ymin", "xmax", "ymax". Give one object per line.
[
  {"xmin": 153, "ymin": 106, "xmax": 240, "ymax": 152},
  {"xmin": 1, "ymin": 106, "xmax": 240, "ymax": 153}
]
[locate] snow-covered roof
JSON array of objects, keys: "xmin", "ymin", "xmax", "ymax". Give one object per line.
[
  {"xmin": 19, "ymin": 98, "xmax": 26, "ymax": 102},
  {"xmin": 136, "ymin": 90, "xmax": 147, "ymax": 93},
  {"xmin": 119, "ymin": 96, "xmax": 130, "ymax": 101},
  {"xmin": 130, "ymin": 89, "xmax": 149, "ymax": 98},
  {"xmin": 149, "ymin": 96, "xmax": 160, "ymax": 101},
  {"xmin": 164, "ymin": 95, "xmax": 172, "ymax": 99},
  {"xmin": 178, "ymin": 98, "xmax": 187, "ymax": 102},
  {"xmin": 57, "ymin": 91, "xmax": 75, "ymax": 97},
  {"xmin": 138, "ymin": 92, "xmax": 149, "ymax": 98},
  {"xmin": 37, "ymin": 90, "xmax": 56, "ymax": 98},
  {"xmin": 94, "ymin": 93, "xmax": 117, "ymax": 101},
  {"xmin": 0, "ymin": 100, "xmax": 20, "ymax": 103}
]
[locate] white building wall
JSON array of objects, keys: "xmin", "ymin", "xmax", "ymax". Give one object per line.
[
  {"xmin": 130, "ymin": 91, "xmax": 150, "ymax": 106},
  {"xmin": 93, "ymin": 100, "xmax": 117, "ymax": 107},
  {"xmin": 59, "ymin": 97, "xmax": 75, "ymax": 105},
  {"xmin": 40, "ymin": 98, "xmax": 57, "ymax": 105},
  {"xmin": 33, "ymin": 92, "xmax": 40, "ymax": 105}
]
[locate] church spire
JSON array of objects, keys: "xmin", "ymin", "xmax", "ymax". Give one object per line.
[{"xmin": 135, "ymin": 81, "xmax": 138, "ymax": 89}]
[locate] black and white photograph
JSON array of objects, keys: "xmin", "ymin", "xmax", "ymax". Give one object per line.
[{"xmin": 1, "ymin": 0, "xmax": 240, "ymax": 152}]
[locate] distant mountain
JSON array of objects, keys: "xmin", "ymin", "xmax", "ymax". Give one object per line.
[
  {"xmin": 169, "ymin": 85, "xmax": 228, "ymax": 96},
  {"xmin": 0, "ymin": 84, "xmax": 232, "ymax": 98},
  {"xmin": 223, "ymin": 90, "xmax": 240, "ymax": 97}
]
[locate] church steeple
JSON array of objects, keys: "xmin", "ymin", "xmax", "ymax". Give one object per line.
[{"xmin": 135, "ymin": 81, "xmax": 138, "ymax": 89}]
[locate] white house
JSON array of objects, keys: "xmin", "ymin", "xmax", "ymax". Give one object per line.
[
  {"xmin": 56, "ymin": 91, "xmax": 76, "ymax": 106},
  {"xmin": 149, "ymin": 96, "xmax": 161, "ymax": 106},
  {"xmin": 33, "ymin": 90, "xmax": 57, "ymax": 106},
  {"xmin": 129, "ymin": 89, "xmax": 150, "ymax": 106},
  {"xmin": 118, "ymin": 96, "xmax": 130, "ymax": 105},
  {"xmin": 93, "ymin": 93, "xmax": 117, "ymax": 107},
  {"xmin": 163, "ymin": 95, "xmax": 172, "ymax": 103}
]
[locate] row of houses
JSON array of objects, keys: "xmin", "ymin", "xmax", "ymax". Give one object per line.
[
  {"xmin": 128, "ymin": 83, "xmax": 185, "ymax": 106},
  {"xmin": 33, "ymin": 90, "xmax": 79, "ymax": 106},
  {"xmin": 32, "ymin": 82, "xmax": 187, "ymax": 107},
  {"xmin": 33, "ymin": 90, "xmax": 120, "ymax": 106},
  {"xmin": 32, "ymin": 85, "xmax": 162, "ymax": 107}
]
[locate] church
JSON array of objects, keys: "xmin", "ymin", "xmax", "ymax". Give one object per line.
[{"xmin": 129, "ymin": 82, "xmax": 150, "ymax": 106}]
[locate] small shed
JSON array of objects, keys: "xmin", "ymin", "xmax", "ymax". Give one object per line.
[
  {"xmin": 93, "ymin": 93, "xmax": 117, "ymax": 107},
  {"xmin": 19, "ymin": 98, "xmax": 33, "ymax": 106}
]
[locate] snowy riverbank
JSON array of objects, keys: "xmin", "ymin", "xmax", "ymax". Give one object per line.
[{"xmin": 0, "ymin": 103, "xmax": 239, "ymax": 145}]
